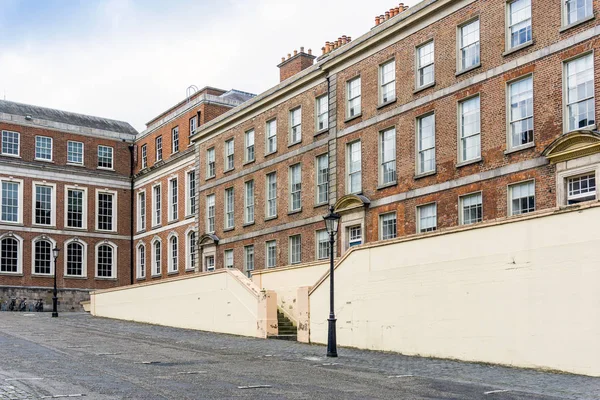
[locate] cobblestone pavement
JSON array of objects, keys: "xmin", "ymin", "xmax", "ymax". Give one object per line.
[{"xmin": 0, "ymin": 313, "xmax": 598, "ymax": 400}]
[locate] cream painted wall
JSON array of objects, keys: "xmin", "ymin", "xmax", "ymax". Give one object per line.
[
  {"xmin": 252, "ymin": 262, "xmax": 328, "ymax": 323},
  {"xmin": 91, "ymin": 269, "xmax": 276, "ymax": 338},
  {"xmin": 309, "ymin": 205, "xmax": 600, "ymax": 377}
]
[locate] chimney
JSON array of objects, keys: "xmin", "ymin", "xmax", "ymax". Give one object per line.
[{"xmin": 278, "ymin": 46, "xmax": 316, "ymax": 82}]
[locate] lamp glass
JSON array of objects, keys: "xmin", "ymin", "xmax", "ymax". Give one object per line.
[{"xmin": 53, "ymin": 247, "xmax": 60, "ymax": 259}]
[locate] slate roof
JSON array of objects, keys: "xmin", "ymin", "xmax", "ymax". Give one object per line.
[
  {"xmin": 0, "ymin": 100, "xmax": 138, "ymax": 136},
  {"xmin": 219, "ymin": 90, "xmax": 256, "ymax": 104}
]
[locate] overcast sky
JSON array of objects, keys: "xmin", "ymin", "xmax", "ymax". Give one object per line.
[{"xmin": 0, "ymin": 0, "xmax": 419, "ymax": 131}]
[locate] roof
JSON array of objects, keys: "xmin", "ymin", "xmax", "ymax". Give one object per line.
[
  {"xmin": 0, "ymin": 99, "xmax": 138, "ymax": 136},
  {"xmin": 219, "ymin": 89, "xmax": 257, "ymax": 104}
]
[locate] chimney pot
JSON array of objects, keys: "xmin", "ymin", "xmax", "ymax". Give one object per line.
[
  {"xmin": 287, "ymin": 53, "xmax": 291, "ymax": 59},
  {"xmin": 348, "ymin": 36, "xmax": 351, "ymax": 42},
  {"xmin": 375, "ymin": 16, "xmax": 380, "ymax": 25},
  {"xmin": 321, "ymin": 47, "xmax": 326, "ymax": 55},
  {"xmin": 308, "ymin": 48, "xmax": 312, "ymax": 55},
  {"xmin": 281, "ymin": 57, "xmax": 285, "ymax": 62},
  {"xmin": 394, "ymin": 7, "xmax": 400, "ymax": 15},
  {"xmin": 300, "ymin": 46, "xmax": 305, "ymax": 53},
  {"xmin": 385, "ymin": 11, "xmax": 390, "ymax": 20}
]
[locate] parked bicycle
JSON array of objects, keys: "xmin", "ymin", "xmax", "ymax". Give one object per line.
[
  {"xmin": 8, "ymin": 298, "xmax": 16, "ymax": 311},
  {"xmin": 18, "ymin": 298, "xmax": 27, "ymax": 311},
  {"xmin": 34, "ymin": 299, "xmax": 44, "ymax": 312}
]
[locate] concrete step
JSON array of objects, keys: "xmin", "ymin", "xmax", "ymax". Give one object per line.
[{"xmin": 268, "ymin": 334, "xmax": 298, "ymax": 341}]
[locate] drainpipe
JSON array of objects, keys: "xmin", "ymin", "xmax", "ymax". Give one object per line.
[{"xmin": 128, "ymin": 143, "xmax": 135, "ymax": 285}]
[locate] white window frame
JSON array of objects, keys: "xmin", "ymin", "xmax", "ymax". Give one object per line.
[
  {"xmin": 35, "ymin": 136, "xmax": 53, "ymax": 161},
  {"xmin": 316, "ymin": 95, "xmax": 329, "ymax": 132},
  {"xmin": 347, "ymin": 140, "xmax": 362, "ymax": 194},
  {"xmin": 316, "ymin": 229, "xmax": 330, "ymax": 260},
  {"xmin": 379, "ymin": 212, "xmax": 397, "ymax": 241},
  {"xmin": 137, "ymin": 242, "xmax": 146, "ymax": 279},
  {"xmin": 245, "ymin": 129, "xmax": 255, "ymax": 163},
  {"xmin": 64, "ymin": 185, "xmax": 88, "ymax": 230},
  {"xmin": 141, "ymin": 144, "xmax": 147, "ymax": 169},
  {"xmin": 186, "ymin": 228, "xmax": 197, "ymax": 271},
  {"xmin": 186, "ymin": 169, "xmax": 196, "ymax": 217},
  {"xmin": 156, "ymin": 136, "xmax": 163, "ymax": 161},
  {"xmin": 190, "ymin": 116, "xmax": 197, "ymax": 136},
  {"xmin": 168, "ymin": 176, "xmax": 178, "ymax": 222},
  {"xmin": 244, "ymin": 245, "xmax": 254, "ymax": 274},
  {"xmin": 1, "ymin": 130, "xmax": 20, "ymax": 157},
  {"xmin": 289, "ymin": 164, "xmax": 302, "ymax": 212},
  {"xmin": 0, "ymin": 178, "xmax": 23, "ymax": 224},
  {"xmin": 171, "ymin": 126, "xmax": 179, "ymax": 154},
  {"xmin": 151, "ymin": 237, "xmax": 162, "ymax": 277},
  {"xmin": 137, "ymin": 190, "xmax": 146, "ymax": 232},
  {"xmin": 379, "ymin": 59, "xmax": 396, "ymax": 104},
  {"xmin": 457, "ymin": 18, "xmax": 480, "ymax": 72},
  {"xmin": 266, "ymin": 119, "xmax": 277, "ymax": 155},
  {"xmin": 206, "ymin": 147, "xmax": 216, "ymax": 178},
  {"xmin": 224, "ymin": 248, "xmax": 234, "ymax": 269},
  {"xmin": 316, "ymin": 154, "xmax": 329, "ymax": 205},
  {"xmin": 508, "ymin": 180, "xmax": 536, "ymax": 216},
  {"xmin": 416, "ymin": 40, "xmax": 435, "ymax": 89},
  {"xmin": 346, "ymin": 77, "xmax": 362, "ymax": 119},
  {"xmin": 289, "ymin": 107, "xmax": 302, "ymax": 145},
  {"xmin": 224, "ymin": 187, "xmax": 235, "ymax": 229},
  {"xmin": 32, "ymin": 235, "xmax": 56, "ymax": 276},
  {"xmin": 97, "ymin": 145, "xmax": 114, "ymax": 170},
  {"xmin": 32, "ymin": 181, "xmax": 56, "ymax": 227},
  {"xmin": 265, "ymin": 240, "xmax": 277, "ymax": 268},
  {"xmin": 289, "ymin": 235, "xmax": 302, "ymax": 265},
  {"xmin": 417, "ymin": 202, "xmax": 437, "ymax": 233},
  {"xmin": 562, "ymin": 0, "xmax": 594, "ymax": 28},
  {"xmin": 0, "ymin": 232, "xmax": 23, "ymax": 275},
  {"xmin": 64, "ymin": 238, "xmax": 88, "ymax": 278},
  {"xmin": 167, "ymin": 233, "xmax": 179, "ymax": 274},
  {"xmin": 379, "ymin": 127, "xmax": 397, "ymax": 186},
  {"xmin": 347, "ymin": 225, "xmax": 362, "ymax": 248},
  {"xmin": 565, "ymin": 171, "xmax": 597, "ymax": 204},
  {"xmin": 458, "ymin": 95, "xmax": 481, "ymax": 164},
  {"xmin": 152, "ymin": 183, "xmax": 162, "ymax": 227},
  {"xmin": 507, "ymin": 74, "xmax": 535, "ymax": 150},
  {"xmin": 224, "ymin": 138, "xmax": 234, "ymax": 171},
  {"xmin": 206, "ymin": 193, "xmax": 216, "ymax": 233},
  {"xmin": 95, "ymin": 241, "xmax": 118, "ymax": 279},
  {"xmin": 506, "ymin": 0, "xmax": 532, "ymax": 51},
  {"xmin": 563, "ymin": 52, "xmax": 596, "ymax": 133},
  {"xmin": 67, "ymin": 140, "xmax": 84, "ymax": 165},
  {"xmin": 244, "ymin": 180, "xmax": 255, "ymax": 224},
  {"xmin": 205, "ymin": 255, "xmax": 216, "ymax": 272},
  {"xmin": 266, "ymin": 172, "xmax": 277, "ymax": 218},
  {"xmin": 416, "ymin": 112, "xmax": 436, "ymax": 175},
  {"xmin": 96, "ymin": 189, "xmax": 117, "ymax": 232},
  {"xmin": 459, "ymin": 191, "xmax": 483, "ymax": 225}
]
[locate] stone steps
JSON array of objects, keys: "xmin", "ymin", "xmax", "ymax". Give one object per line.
[{"xmin": 269, "ymin": 310, "xmax": 297, "ymax": 340}]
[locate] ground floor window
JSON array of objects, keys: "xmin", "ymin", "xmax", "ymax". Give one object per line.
[
  {"xmin": 567, "ymin": 173, "xmax": 596, "ymax": 204},
  {"xmin": 34, "ymin": 239, "xmax": 52, "ymax": 275},
  {"xmin": 0, "ymin": 236, "xmax": 19, "ymax": 273},
  {"xmin": 97, "ymin": 244, "xmax": 114, "ymax": 278},
  {"xmin": 66, "ymin": 241, "xmax": 84, "ymax": 277},
  {"xmin": 348, "ymin": 226, "xmax": 362, "ymax": 248}
]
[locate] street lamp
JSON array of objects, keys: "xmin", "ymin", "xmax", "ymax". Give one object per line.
[
  {"xmin": 52, "ymin": 247, "xmax": 60, "ymax": 318},
  {"xmin": 323, "ymin": 205, "xmax": 341, "ymax": 357}
]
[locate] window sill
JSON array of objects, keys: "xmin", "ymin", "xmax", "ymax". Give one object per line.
[
  {"xmin": 265, "ymin": 150, "xmax": 277, "ymax": 158},
  {"xmin": 66, "ymin": 162, "xmax": 85, "ymax": 167},
  {"xmin": 288, "ymin": 208, "xmax": 302, "ymax": 216},
  {"xmin": 0, "ymin": 154, "xmax": 21, "ymax": 159},
  {"xmin": 205, "ymin": 175, "xmax": 215, "ymax": 181},
  {"xmin": 414, "ymin": 81, "xmax": 435, "ymax": 94},
  {"xmin": 185, "ymin": 214, "xmax": 195, "ymax": 220},
  {"xmin": 223, "ymin": 227, "xmax": 234, "ymax": 232},
  {"xmin": 414, "ymin": 170, "xmax": 437, "ymax": 180},
  {"xmin": 456, "ymin": 63, "xmax": 482, "ymax": 77},
  {"xmin": 314, "ymin": 128, "xmax": 329, "ymax": 137},
  {"xmin": 0, "ymin": 272, "xmax": 23, "ymax": 277},
  {"xmin": 288, "ymin": 140, "xmax": 302, "ymax": 148},
  {"xmin": 243, "ymin": 221, "xmax": 255, "ymax": 227},
  {"xmin": 565, "ymin": 124, "xmax": 596, "ymax": 135},
  {"xmin": 95, "ymin": 277, "xmax": 117, "ymax": 281},
  {"xmin": 64, "ymin": 275, "xmax": 87, "ymax": 280},
  {"xmin": 243, "ymin": 159, "xmax": 255, "ymax": 166},
  {"xmin": 32, "ymin": 224, "xmax": 55, "ymax": 229},
  {"xmin": 0, "ymin": 221, "xmax": 23, "ymax": 226},
  {"xmin": 377, "ymin": 181, "xmax": 397, "ymax": 190},
  {"xmin": 559, "ymin": 15, "xmax": 595, "ymax": 33},
  {"xmin": 151, "ymin": 224, "xmax": 162, "ymax": 229},
  {"xmin": 377, "ymin": 98, "xmax": 397, "ymax": 110},
  {"xmin": 35, "ymin": 158, "xmax": 54, "ymax": 163},
  {"xmin": 344, "ymin": 113, "xmax": 362, "ymax": 123},
  {"xmin": 167, "ymin": 219, "xmax": 180, "ymax": 225},
  {"xmin": 314, "ymin": 202, "xmax": 329, "ymax": 208},
  {"xmin": 503, "ymin": 40, "xmax": 534, "ymax": 57},
  {"xmin": 151, "ymin": 274, "xmax": 162, "ymax": 279},
  {"xmin": 167, "ymin": 271, "xmax": 179, "ymax": 276},
  {"xmin": 136, "ymin": 277, "xmax": 146, "ymax": 281},
  {"xmin": 97, "ymin": 167, "xmax": 115, "ymax": 172},
  {"xmin": 504, "ymin": 142, "xmax": 535, "ymax": 155},
  {"xmin": 223, "ymin": 168, "xmax": 235, "ymax": 174},
  {"xmin": 136, "ymin": 229, "xmax": 146, "ymax": 234},
  {"xmin": 95, "ymin": 229, "xmax": 117, "ymax": 234},
  {"xmin": 185, "ymin": 268, "xmax": 195, "ymax": 273},
  {"xmin": 265, "ymin": 215, "xmax": 278, "ymax": 221},
  {"xmin": 456, "ymin": 157, "xmax": 483, "ymax": 168}
]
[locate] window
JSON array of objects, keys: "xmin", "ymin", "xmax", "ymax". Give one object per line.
[
  {"xmin": 0, "ymin": 235, "xmax": 20, "ymax": 273},
  {"xmin": 97, "ymin": 243, "xmax": 116, "ymax": 278},
  {"xmin": 1, "ymin": 130, "xmax": 19, "ymax": 156},
  {"xmin": 225, "ymin": 188, "xmax": 234, "ymax": 229},
  {"xmin": 169, "ymin": 235, "xmax": 178, "ymax": 273},
  {"xmin": 289, "ymin": 164, "xmax": 302, "ymax": 212},
  {"xmin": 567, "ymin": 173, "xmax": 596, "ymax": 204},
  {"xmin": 137, "ymin": 244, "xmax": 146, "ymax": 279},
  {"xmin": 141, "ymin": 144, "xmax": 147, "ymax": 169},
  {"xmin": 380, "ymin": 60, "xmax": 396, "ymax": 104},
  {"xmin": 417, "ymin": 203, "xmax": 437, "ymax": 233},
  {"xmin": 508, "ymin": 0, "xmax": 532, "ymax": 49},
  {"xmin": 290, "ymin": 107, "xmax": 302, "ymax": 144},
  {"xmin": 244, "ymin": 245, "xmax": 254, "ymax": 275},
  {"xmin": 416, "ymin": 41, "xmax": 435, "ymax": 88},
  {"xmin": 316, "ymin": 154, "xmax": 329, "ymax": 205},
  {"xmin": 169, "ymin": 178, "xmax": 178, "ymax": 221},
  {"xmin": 190, "ymin": 116, "xmax": 197, "ymax": 136},
  {"xmin": 206, "ymin": 194, "xmax": 215, "ymax": 233},
  {"xmin": 459, "ymin": 96, "xmax": 481, "ymax": 163},
  {"xmin": 379, "ymin": 128, "xmax": 396, "ymax": 185},
  {"xmin": 346, "ymin": 77, "xmax": 362, "ymax": 118},
  {"xmin": 153, "ymin": 185, "xmax": 161, "ymax": 227},
  {"xmin": 508, "ymin": 76, "xmax": 534, "ymax": 149},
  {"xmin": 34, "ymin": 184, "xmax": 53, "ymax": 226},
  {"xmin": 187, "ymin": 231, "xmax": 196, "ymax": 271},
  {"xmin": 137, "ymin": 191, "xmax": 146, "ymax": 231},
  {"xmin": 66, "ymin": 241, "xmax": 84, "ymax": 277},
  {"xmin": 316, "ymin": 95, "xmax": 329, "ymax": 131},
  {"xmin": 348, "ymin": 226, "xmax": 362, "ymax": 248},
  {"xmin": 245, "ymin": 129, "xmax": 255, "ymax": 162},
  {"xmin": 97, "ymin": 191, "xmax": 115, "ymax": 231},
  {"xmin": 266, "ymin": 172, "xmax": 277, "ymax": 218},
  {"xmin": 380, "ymin": 213, "xmax": 397, "ymax": 240},
  {"xmin": 565, "ymin": 0, "xmax": 593, "ymax": 26},
  {"xmin": 206, "ymin": 255, "xmax": 215, "ymax": 272},
  {"xmin": 34, "ymin": 238, "xmax": 52, "ymax": 275},
  {"xmin": 289, "ymin": 235, "xmax": 301, "ymax": 264},
  {"xmin": 171, "ymin": 126, "xmax": 179, "ymax": 153},
  {"xmin": 66, "ymin": 188, "xmax": 85, "ymax": 229},
  {"xmin": 266, "ymin": 241, "xmax": 277, "ymax": 268},
  {"xmin": 565, "ymin": 54, "xmax": 595, "ymax": 131},
  {"xmin": 225, "ymin": 249, "xmax": 234, "ymax": 269},
  {"xmin": 206, "ymin": 148, "xmax": 215, "ymax": 178},
  {"xmin": 156, "ymin": 136, "xmax": 163, "ymax": 161},
  {"xmin": 245, "ymin": 180, "xmax": 254, "ymax": 224},
  {"xmin": 35, "ymin": 136, "xmax": 52, "ymax": 161},
  {"xmin": 417, "ymin": 113, "xmax": 436, "ymax": 174},
  {"xmin": 460, "ymin": 192, "xmax": 483, "ymax": 225},
  {"xmin": 459, "ymin": 19, "xmax": 480, "ymax": 71},
  {"xmin": 224, "ymin": 139, "xmax": 234, "ymax": 171},
  {"xmin": 266, "ymin": 119, "xmax": 277, "ymax": 154},
  {"xmin": 187, "ymin": 170, "xmax": 196, "ymax": 216},
  {"xmin": 347, "ymin": 141, "xmax": 362, "ymax": 194},
  {"xmin": 67, "ymin": 141, "xmax": 83, "ymax": 165},
  {"xmin": 1, "ymin": 180, "xmax": 20, "ymax": 223},
  {"xmin": 153, "ymin": 240, "xmax": 161, "ymax": 276},
  {"xmin": 97, "ymin": 145, "xmax": 113, "ymax": 169},
  {"xmin": 316, "ymin": 230, "xmax": 330, "ymax": 260},
  {"xmin": 510, "ymin": 181, "xmax": 536, "ymax": 215}
]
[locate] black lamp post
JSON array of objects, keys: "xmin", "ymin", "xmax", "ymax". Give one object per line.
[
  {"xmin": 323, "ymin": 205, "xmax": 341, "ymax": 357},
  {"xmin": 52, "ymin": 246, "xmax": 60, "ymax": 318}
]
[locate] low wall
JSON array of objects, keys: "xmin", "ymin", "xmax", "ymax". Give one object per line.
[
  {"xmin": 0, "ymin": 286, "xmax": 89, "ymax": 312},
  {"xmin": 91, "ymin": 269, "xmax": 277, "ymax": 338},
  {"xmin": 309, "ymin": 204, "xmax": 600, "ymax": 377},
  {"xmin": 252, "ymin": 261, "xmax": 328, "ymax": 323}
]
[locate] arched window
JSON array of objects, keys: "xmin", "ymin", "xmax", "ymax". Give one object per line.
[
  {"xmin": 153, "ymin": 239, "xmax": 161, "ymax": 276},
  {"xmin": 66, "ymin": 241, "xmax": 84, "ymax": 277},
  {"xmin": 0, "ymin": 235, "xmax": 20, "ymax": 273},
  {"xmin": 96, "ymin": 243, "xmax": 115, "ymax": 278},
  {"xmin": 187, "ymin": 230, "xmax": 197, "ymax": 271},
  {"xmin": 34, "ymin": 238, "xmax": 53, "ymax": 275},
  {"xmin": 168, "ymin": 235, "xmax": 178, "ymax": 273},
  {"xmin": 137, "ymin": 243, "xmax": 146, "ymax": 279}
]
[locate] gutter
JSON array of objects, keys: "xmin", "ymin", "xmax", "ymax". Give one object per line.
[{"xmin": 128, "ymin": 143, "xmax": 135, "ymax": 285}]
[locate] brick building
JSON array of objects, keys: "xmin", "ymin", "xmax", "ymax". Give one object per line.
[{"xmin": 2, "ymin": 0, "xmax": 600, "ymax": 300}]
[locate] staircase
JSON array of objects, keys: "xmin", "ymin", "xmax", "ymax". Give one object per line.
[{"xmin": 269, "ymin": 309, "xmax": 297, "ymax": 341}]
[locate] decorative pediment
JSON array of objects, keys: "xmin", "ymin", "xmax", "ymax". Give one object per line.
[
  {"xmin": 198, "ymin": 233, "xmax": 220, "ymax": 246},
  {"xmin": 542, "ymin": 130, "xmax": 600, "ymax": 164},
  {"xmin": 334, "ymin": 194, "xmax": 371, "ymax": 213}
]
